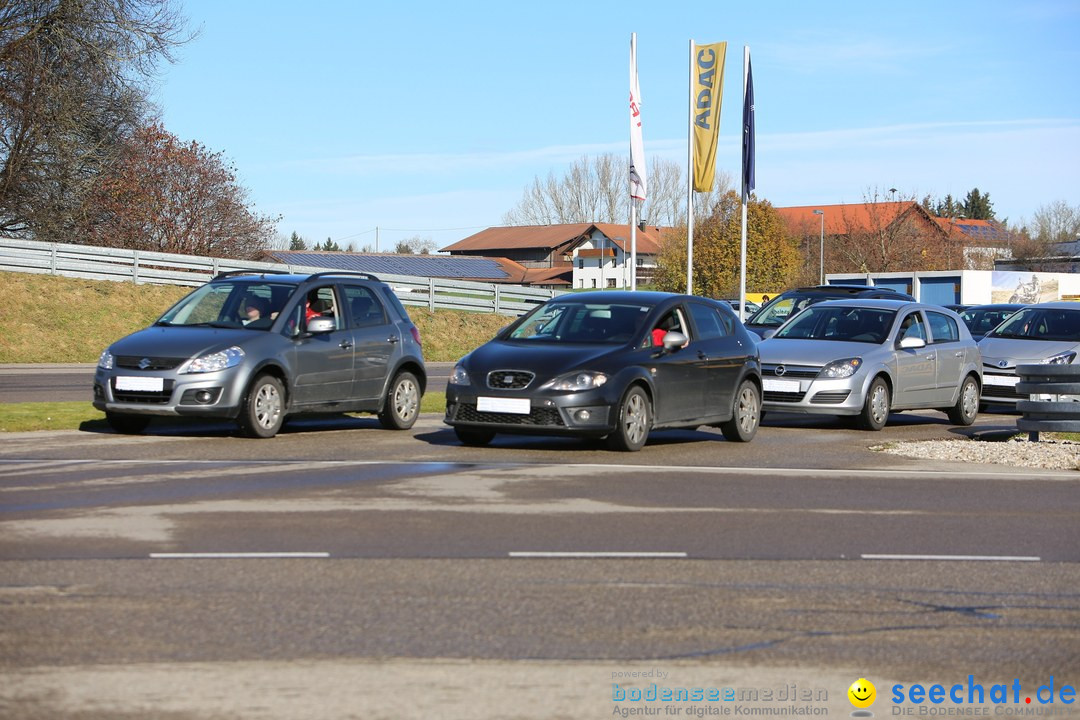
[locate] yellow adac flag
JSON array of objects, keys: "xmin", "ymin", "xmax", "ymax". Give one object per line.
[{"xmin": 692, "ymin": 41, "xmax": 727, "ymax": 193}]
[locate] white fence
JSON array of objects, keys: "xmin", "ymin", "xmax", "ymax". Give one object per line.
[{"xmin": 0, "ymin": 238, "xmax": 560, "ymax": 316}]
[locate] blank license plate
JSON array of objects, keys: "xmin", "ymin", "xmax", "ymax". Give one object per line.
[
  {"xmin": 983, "ymin": 375, "xmax": 1019, "ymax": 387},
  {"xmin": 763, "ymin": 378, "xmax": 800, "ymax": 393},
  {"xmin": 477, "ymin": 397, "xmax": 530, "ymax": 414},
  {"xmin": 115, "ymin": 376, "xmax": 164, "ymax": 392}
]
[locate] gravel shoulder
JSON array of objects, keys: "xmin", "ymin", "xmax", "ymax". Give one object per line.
[{"xmin": 875, "ymin": 435, "xmax": 1080, "ymax": 471}]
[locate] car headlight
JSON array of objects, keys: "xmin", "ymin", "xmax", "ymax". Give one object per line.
[
  {"xmin": 540, "ymin": 371, "xmax": 609, "ymax": 391},
  {"xmin": 97, "ymin": 350, "xmax": 114, "ymax": 370},
  {"xmin": 449, "ymin": 364, "xmax": 470, "ymax": 385},
  {"xmin": 182, "ymin": 346, "xmax": 245, "ymax": 374},
  {"xmin": 819, "ymin": 357, "xmax": 863, "ymax": 379},
  {"xmin": 1043, "ymin": 351, "xmax": 1077, "ymax": 365}
]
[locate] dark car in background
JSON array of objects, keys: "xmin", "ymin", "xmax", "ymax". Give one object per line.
[
  {"xmin": 94, "ymin": 271, "xmax": 426, "ymax": 438},
  {"xmin": 957, "ymin": 303, "xmax": 1026, "ymax": 341},
  {"xmin": 744, "ymin": 284, "xmax": 916, "ymax": 339},
  {"xmin": 444, "ymin": 292, "xmax": 762, "ymax": 451}
]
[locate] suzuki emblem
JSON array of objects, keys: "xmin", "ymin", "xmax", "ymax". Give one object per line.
[{"xmin": 138, "ymin": 358, "xmax": 152, "ymax": 370}]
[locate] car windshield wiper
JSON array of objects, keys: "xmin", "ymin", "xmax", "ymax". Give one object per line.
[
  {"xmin": 989, "ymin": 332, "xmax": 1033, "ymax": 339},
  {"xmin": 186, "ymin": 321, "xmax": 238, "ymax": 329}
]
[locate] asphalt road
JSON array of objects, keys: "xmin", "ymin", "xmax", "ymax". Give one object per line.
[{"xmin": 1, "ymin": 382, "xmax": 1078, "ymax": 719}]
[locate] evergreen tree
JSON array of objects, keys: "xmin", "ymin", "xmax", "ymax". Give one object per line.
[
  {"xmin": 961, "ymin": 188, "xmax": 994, "ymax": 220},
  {"xmin": 289, "ymin": 231, "xmax": 307, "ymax": 250}
]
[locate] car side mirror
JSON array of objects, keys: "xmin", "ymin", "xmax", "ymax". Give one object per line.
[
  {"xmin": 662, "ymin": 331, "xmax": 688, "ymax": 352},
  {"xmin": 898, "ymin": 336, "xmax": 926, "ymax": 350},
  {"xmin": 306, "ymin": 317, "xmax": 336, "ymax": 334},
  {"xmin": 761, "ymin": 329, "xmax": 776, "ymax": 340}
]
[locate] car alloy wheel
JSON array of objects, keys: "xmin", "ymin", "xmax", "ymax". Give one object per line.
[
  {"xmin": 379, "ymin": 371, "xmax": 421, "ymax": 430},
  {"xmin": 858, "ymin": 377, "xmax": 890, "ymax": 431},
  {"xmin": 608, "ymin": 385, "xmax": 651, "ymax": 452},
  {"xmin": 238, "ymin": 374, "xmax": 285, "ymax": 438},
  {"xmin": 947, "ymin": 375, "xmax": 980, "ymax": 426},
  {"xmin": 720, "ymin": 379, "xmax": 760, "ymax": 442}
]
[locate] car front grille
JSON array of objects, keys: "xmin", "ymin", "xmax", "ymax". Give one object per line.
[
  {"xmin": 981, "ymin": 374, "xmax": 1024, "ymax": 400},
  {"xmin": 763, "ymin": 364, "xmax": 820, "ymax": 379},
  {"xmin": 486, "ymin": 370, "xmax": 535, "ymax": 390},
  {"xmin": 763, "ymin": 390, "xmax": 807, "ymax": 403},
  {"xmin": 115, "ymin": 356, "xmax": 185, "ymax": 371},
  {"xmin": 453, "ymin": 403, "xmax": 564, "ymax": 426}
]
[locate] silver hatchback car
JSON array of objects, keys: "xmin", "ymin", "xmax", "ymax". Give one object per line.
[{"xmin": 757, "ymin": 300, "xmax": 982, "ymax": 430}]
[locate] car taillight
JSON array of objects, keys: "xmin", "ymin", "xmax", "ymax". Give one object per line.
[{"xmin": 410, "ymin": 326, "xmax": 422, "ymax": 346}]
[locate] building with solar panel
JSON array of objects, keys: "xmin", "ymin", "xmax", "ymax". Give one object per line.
[{"xmin": 441, "ymin": 223, "xmax": 663, "ymax": 290}]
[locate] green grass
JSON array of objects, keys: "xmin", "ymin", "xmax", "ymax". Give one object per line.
[{"xmin": 0, "ymin": 392, "xmax": 447, "ymax": 432}]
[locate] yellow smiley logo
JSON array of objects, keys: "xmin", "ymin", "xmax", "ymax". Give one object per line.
[{"xmin": 848, "ymin": 678, "xmax": 876, "ymax": 708}]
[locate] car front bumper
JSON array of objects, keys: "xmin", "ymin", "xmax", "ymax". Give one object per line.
[
  {"xmin": 92, "ymin": 366, "xmax": 247, "ymax": 418},
  {"xmin": 760, "ymin": 373, "xmax": 865, "ymax": 416},
  {"xmin": 444, "ymin": 383, "xmax": 618, "ymax": 437}
]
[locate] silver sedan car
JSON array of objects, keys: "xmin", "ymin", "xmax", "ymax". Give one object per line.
[
  {"xmin": 978, "ymin": 302, "xmax": 1080, "ymax": 407},
  {"xmin": 757, "ymin": 300, "xmax": 982, "ymax": 430}
]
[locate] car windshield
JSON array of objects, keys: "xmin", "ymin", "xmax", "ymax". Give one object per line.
[
  {"xmin": 748, "ymin": 294, "xmax": 825, "ymax": 327},
  {"xmin": 959, "ymin": 307, "xmax": 1020, "ymax": 336},
  {"xmin": 507, "ymin": 301, "xmax": 652, "ymax": 343},
  {"xmin": 157, "ymin": 281, "xmax": 295, "ymax": 329},
  {"xmin": 988, "ymin": 307, "xmax": 1080, "ymax": 341},
  {"xmin": 774, "ymin": 306, "xmax": 896, "ymax": 343}
]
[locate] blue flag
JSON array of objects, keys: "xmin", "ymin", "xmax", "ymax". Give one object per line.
[{"xmin": 741, "ymin": 55, "xmax": 755, "ymax": 202}]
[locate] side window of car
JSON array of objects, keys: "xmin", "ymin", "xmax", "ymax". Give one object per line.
[
  {"xmin": 926, "ymin": 311, "xmax": 959, "ymax": 344},
  {"xmin": 305, "ymin": 286, "xmax": 342, "ymax": 330},
  {"xmin": 687, "ymin": 302, "xmax": 729, "ymax": 340},
  {"xmin": 898, "ymin": 312, "xmax": 927, "ymax": 343},
  {"xmin": 343, "ymin": 285, "xmax": 387, "ymax": 328}
]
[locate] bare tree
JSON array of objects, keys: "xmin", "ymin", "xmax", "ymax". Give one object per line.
[
  {"xmin": 78, "ymin": 123, "xmax": 278, "ymax": 259},
  {"xmin": 0, "ymin": 0, "xmax": 191, "ymax": 240},
  {"xmin": 502, "ymin": 153, "xmax": 722, "ymax": 229}
]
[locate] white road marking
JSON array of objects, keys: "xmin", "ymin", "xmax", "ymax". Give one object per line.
[
  {"xmin": 149, "ymin": 552, "xmax": 330, "ymax": 559},
  {"xmin": 861, "ymin": 554, "xmax": 1041, "ymax": 562},
  {"xmin": 509, "ymin": 557, "xmax": 686, "ymax": 561}
]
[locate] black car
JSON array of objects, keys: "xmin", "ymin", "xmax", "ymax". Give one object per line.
[
  {"xmin": 957, "ymin": 303, "xmax": 1026, "ymax": 341},
  {"xmin": 444, "ymin": 291, "xmax": 762, "ymax": 451},
  {"xmin": 744, "ymin": 284, "xmax": 916, "ymax": 338},
  {"xmin": 94, "ymin": 270, "xmax": 426, "ymax": 438}
]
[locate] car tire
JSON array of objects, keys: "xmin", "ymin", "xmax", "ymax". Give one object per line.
[
  {"xmin": 947, "ymin": 374, "xmax": 980, "ymax": 426},
  {"xmin": 720, "ymin": 379, "xmax": 760, "ymax": 442},
  {"xmin": 378, "ymin": 371, "xmax": 421, "ymax": 430},
  {"xmin": 455, "ymin": 427, "xmax": 495, "ymax": 446},
  {"xmin": 236, "ymin": 374, "xmax": 285, "ymax": 438},
  {"xmin": 607, "ymin": 385, "xmax": 651, "ymax": 452},
  {"xmin": 857, "ymin": 376, "xmax": 890, "ymax": 431},
  {"xmin": 105, "ymin": 412, "xmax": 151, "ymax": 435}
]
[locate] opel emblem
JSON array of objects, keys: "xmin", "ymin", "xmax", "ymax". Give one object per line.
[
  {"xmin": 775, "ymin": 365, "xmax": 786, "ymax": 377},
  {"xmin": 138, "ymin": 358, "xmax": 152, "ymax": 370}
]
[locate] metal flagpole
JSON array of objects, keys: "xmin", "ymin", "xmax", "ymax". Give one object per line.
[
  {"xmin": 739, "ymin": 45, "xmax": 749, "ymax": 321},
  {"xmin": 686, "ymin": 39, "xmax": 695, "ymax": 296}
]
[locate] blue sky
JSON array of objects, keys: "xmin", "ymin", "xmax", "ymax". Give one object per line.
[{"xmin": 153, "ymin": 0, "xmax": 1080, "ymax": 251}]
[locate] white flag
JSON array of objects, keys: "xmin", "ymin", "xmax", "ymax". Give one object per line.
[{"xmin": 630, "ymin": 33, "xmax": 647, "ymax": 202}]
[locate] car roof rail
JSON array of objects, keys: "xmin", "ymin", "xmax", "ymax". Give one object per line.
[
  {"xmin": 212, "ymin": 269, "xmax": 291, "ymax": 280},
  {"xmin": 306, "ymin": 271, "xmax": 381, "ymax": 282}
]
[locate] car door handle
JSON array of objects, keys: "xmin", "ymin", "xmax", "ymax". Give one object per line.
[
  {"xmin": 697, "ymin": 351, "xmax": 708, "ymax": 360},
  {"xmin": 339, "ymin": 340, "xmax": 353, "ymax": 349},
  {"xmin": 387, "ymin": 335, "xmax": 399, "ymax": 344},
  {"xmin": 954, "ymin": 351, "xmax": 964, "ymax": 358}
]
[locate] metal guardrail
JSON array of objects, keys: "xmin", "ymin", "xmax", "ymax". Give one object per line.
[
  {"xmin": 1016, "ymin": 364, "xmax": 1080, "ymax": 441},
  {"xmin": 0, "ymin": 238, "xmax": 560, "ymax": 316}
]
